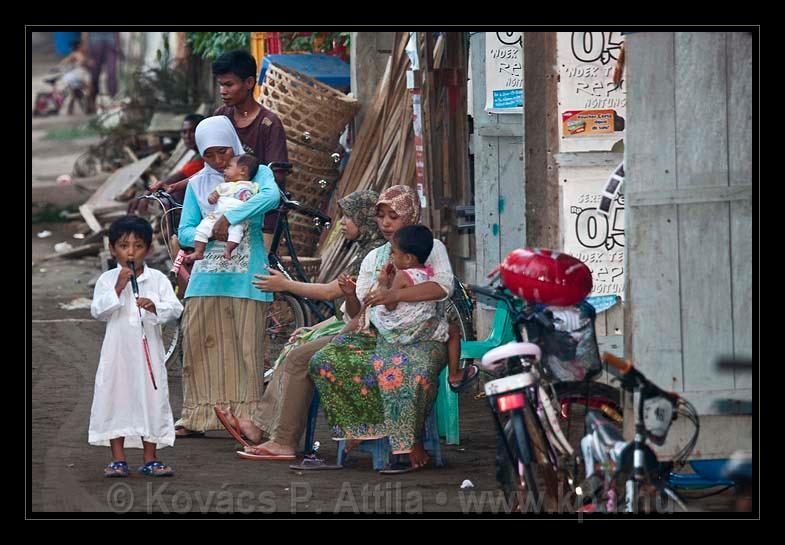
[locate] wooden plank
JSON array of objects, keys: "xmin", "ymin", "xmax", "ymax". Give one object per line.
[
  {"xmin": 553, "ymin": 152, "xmax": 624, "ymax": 169},
  {"xmin": 82, "ymin": 153, "xmax": 160, "ymax": 210},
  {"xmin": 675, "ymin": 32, "xmax": 734, "ymax": 394},
  {"xmin": 625, "ymin": 32, "xmax": 683, "ymax": 392},
  {"xmin": 727, "ymin": 32, "xmax": 753, "ymax": 393},
  {"xmin": 498, "ymin": 137, "xmax": 525, "ymax": 257},
  {"xmin": 627, "ymin": 185, "xmax": 751, "ymax": 207},
  {"xmin": 40, "ymin": 242, "xmax": 102, "ymax": 261},
  {"xmin": 78, "ymin": 204, "xmax": 103, "ymax": 234}
]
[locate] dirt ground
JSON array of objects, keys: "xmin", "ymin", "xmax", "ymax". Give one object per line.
[
  {"xmin": 31, "ymin": 245, "xmax": 502, "ymax": 514},
  {"xmin": 29, "ymin": 227, "xmax": 741, "ymax": 515}
]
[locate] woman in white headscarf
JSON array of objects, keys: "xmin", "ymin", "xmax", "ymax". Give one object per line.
[{"xmin": 174, "ymin": 116, "xmax": 280, "ymax": 442}]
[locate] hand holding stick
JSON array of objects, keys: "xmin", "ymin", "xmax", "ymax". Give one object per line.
[{"xmin": 128, "ymin": 261, "xmax": 158, "ymax": 390}]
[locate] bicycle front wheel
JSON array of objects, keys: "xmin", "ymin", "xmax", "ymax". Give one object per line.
[
  {"xmin": 264, "ymin": 293, "xmax": 305, "ymax": 378},
  {"xmin": 162, "ymin": 319, "xmax": 182, "ymax": 373}
]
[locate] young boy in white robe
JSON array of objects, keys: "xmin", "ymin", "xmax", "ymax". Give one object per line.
[{"xmin": 89, "ymin": 215, "xmax": 184, "ymax": 477}]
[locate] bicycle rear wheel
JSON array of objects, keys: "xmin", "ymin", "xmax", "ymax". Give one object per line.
[{"xmin": 264, "ymin": 293, "xmax": 305, "ymax": 378}]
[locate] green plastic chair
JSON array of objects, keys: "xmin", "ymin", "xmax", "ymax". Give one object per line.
[{"xmin": 437, "ymin": 300, "xmax": 514, "ymax": 445}]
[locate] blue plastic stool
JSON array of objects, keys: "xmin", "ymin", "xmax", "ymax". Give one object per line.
[
  {"xmin": 336, "ymin": 407, "xmax": 445, "ymax": 470},
  {"xmin": 302, "ymin": 390, "xmax": 320, "ymax": 453}
]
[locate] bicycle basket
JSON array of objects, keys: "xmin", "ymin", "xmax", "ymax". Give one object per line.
[{"xmin": 530, "ymin": 300, "xmax": 602, "ymax": 382}]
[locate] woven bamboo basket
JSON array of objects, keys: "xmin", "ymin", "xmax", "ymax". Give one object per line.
[
  {"xmin": 260, "ymin": 62, "xmax": 360, "ymax": 152},
  {"xmin": 284, "ymin": 140, "xmax": 339, "ymax": 210}
]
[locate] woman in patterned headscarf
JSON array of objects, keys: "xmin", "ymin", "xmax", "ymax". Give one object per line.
[
  {"xmin": 239, "ymin": 190, "xmax": 386, "ymax": 460},
  {"xmin": 305, "ymin": 185, "xmax": 456, "ymax": 472}
]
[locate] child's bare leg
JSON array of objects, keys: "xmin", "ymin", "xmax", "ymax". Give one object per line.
[
  {"xmin": 185, "ymin": 240, "xmax": 206, "ymax": 263},
  {"xmin": 447, "ymin": 322, "xmax": 463, "ymax": 383},
  {"xmin": 143, "ymin": 440, "xmax": 157, "ymax": 465},
  {"xmin": 110, "ymin": 437, "xmax": 125, "ymax": 462},
  {"xmin": 223, "ymin": 241, "xmax": 239, "ymax": 259}
]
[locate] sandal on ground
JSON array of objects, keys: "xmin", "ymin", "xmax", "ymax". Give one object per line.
[
  {"xmin": 175, "ymin": 426, "xmax": 205, "ymax": 438},
  {"xmin": 289, "ymin": 455, "xmax": 343, "ymax": 471},
  {"xmin": 213, "ymin": 405, "xmax": 251, "ymax": 448},
  {"xmin": 104, "ymin": 461, "xmax": 129, "ymax": 478},
  {"xmin": 138, "ymin": 461, "xmax": 175, "ymax": 477},
  {"xmin": 236, "ymin": 445, "xmax": 297, "ymax": 461},
  {"xmin": 448, "ymin": 364, "xmax": 480, "ymax": 393}
]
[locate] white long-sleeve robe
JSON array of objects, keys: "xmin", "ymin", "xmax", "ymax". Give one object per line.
[{"xmin": 88, "ymin": 265, "xmax": 184, "ymax": 449}]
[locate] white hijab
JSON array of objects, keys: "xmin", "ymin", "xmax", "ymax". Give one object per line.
[{"xmin": 189, "ymin": 115, "xmax": 245, "ymax": 215}]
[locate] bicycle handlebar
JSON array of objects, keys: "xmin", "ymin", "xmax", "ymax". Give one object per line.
[
  {"xmin": 277, "ymin": 189, "xmax": 331, "ymax": 224},
  {"xmin": 602, "ymin": 352, "xmax": 633, "ymax": 374},
  {"xmin": 469, "ymin": 284, "xmax": 555, "ymax": 330},
  {"xmin": 137, "ymin": 189, "xmax": 182, "ymax": 207}
]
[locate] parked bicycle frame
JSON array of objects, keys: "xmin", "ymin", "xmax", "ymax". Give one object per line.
[{"xmin": 468, "ymin": 279, "xmax": 621, "ymax": 511}]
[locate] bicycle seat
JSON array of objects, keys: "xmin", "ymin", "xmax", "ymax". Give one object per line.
[
  {"xmin": 479, "ymin": 342, "xmax": 541, "ymax": 373},
  {"xmin": 586, "ymin": 410, "xmax": 624, "ymax": 446}
]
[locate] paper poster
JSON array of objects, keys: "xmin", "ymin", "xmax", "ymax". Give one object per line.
[
  {"xmin": 558, "ymin": 32, "xmax": 626, "ymax": 152},
  {"xmin": 485, "ymin": 32, "xmax": 523, "ymax": 114},
  {"xmin": 561, "ymin": 169, "xmax": 626, "ymax": 299}
]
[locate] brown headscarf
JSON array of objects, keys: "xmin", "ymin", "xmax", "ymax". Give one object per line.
[
  {"xmin": 376, "ymin": 184, "xmax": 421, "ymax": 226},
  {"xmin": 338, "ymin": 190, "xmax": 386, "ymax": 276}
]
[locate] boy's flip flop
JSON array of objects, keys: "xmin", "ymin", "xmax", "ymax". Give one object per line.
[
  {"xmin": 104, "ymin": 461, "xmax": 129, "ymax": 478},
  {"xmin": 448, "ymin": 364, "xmax": 480, "ymax": 393},
  {"xmin": 214, "ymin": 405, "xmax": 251, "ymax": 448},
  {"xmin": 236, "ymin": 446, "xmax": 297, "ymax": 461},
  {"xmin": 138, "ymin": 461, "xmax": 174, "ymax": 477}
]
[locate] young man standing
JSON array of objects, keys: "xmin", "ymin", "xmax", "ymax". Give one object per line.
[{"xmin": 212, "ymin": 50, "xmax": 288, "ymax": 246}]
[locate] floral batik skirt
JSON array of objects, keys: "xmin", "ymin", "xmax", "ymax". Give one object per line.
[
  {"xmin": 372, "ymin": 336, "xmax": 447, "ymax": 454},
  {"xmin": 308, "ymin": 330, "xmax": 387, "ymax": 441}
]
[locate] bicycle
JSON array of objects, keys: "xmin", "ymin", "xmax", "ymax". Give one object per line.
[
  {"xmin": 469, "ymin": 280, "xmax": 623, "ymax": 512},
  {"xmin": 32, "ymin": 69, "xmax": 88, "ymax": 117},
  {"xmin": 575, "ymin": 352, "xmax": 700, "ymax": 513}
]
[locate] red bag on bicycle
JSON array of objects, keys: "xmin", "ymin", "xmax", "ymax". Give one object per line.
[{"xmin": 498, "ymin": 248, "xmax": 592, "ymax": 306}]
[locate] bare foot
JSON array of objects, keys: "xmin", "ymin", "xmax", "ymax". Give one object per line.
[
  {"xmin": 222, "ymin": 249, "xmax": 234, "ymax": 260},
  {"xmin": 225, "ymin": 406, "xmax": 264, "ymax": 445},
  {"xmin": 407, "ymin": 442, "xmax": 430, "ymax": 468},
  {"xmin": 250, "ymin": 440, "xmax": 295, "ymax": 456}
]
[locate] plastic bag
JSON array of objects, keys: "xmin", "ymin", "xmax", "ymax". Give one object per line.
[{"xmin": 530, "ymin": 300, "xmax": 602, "ymax": 382}]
